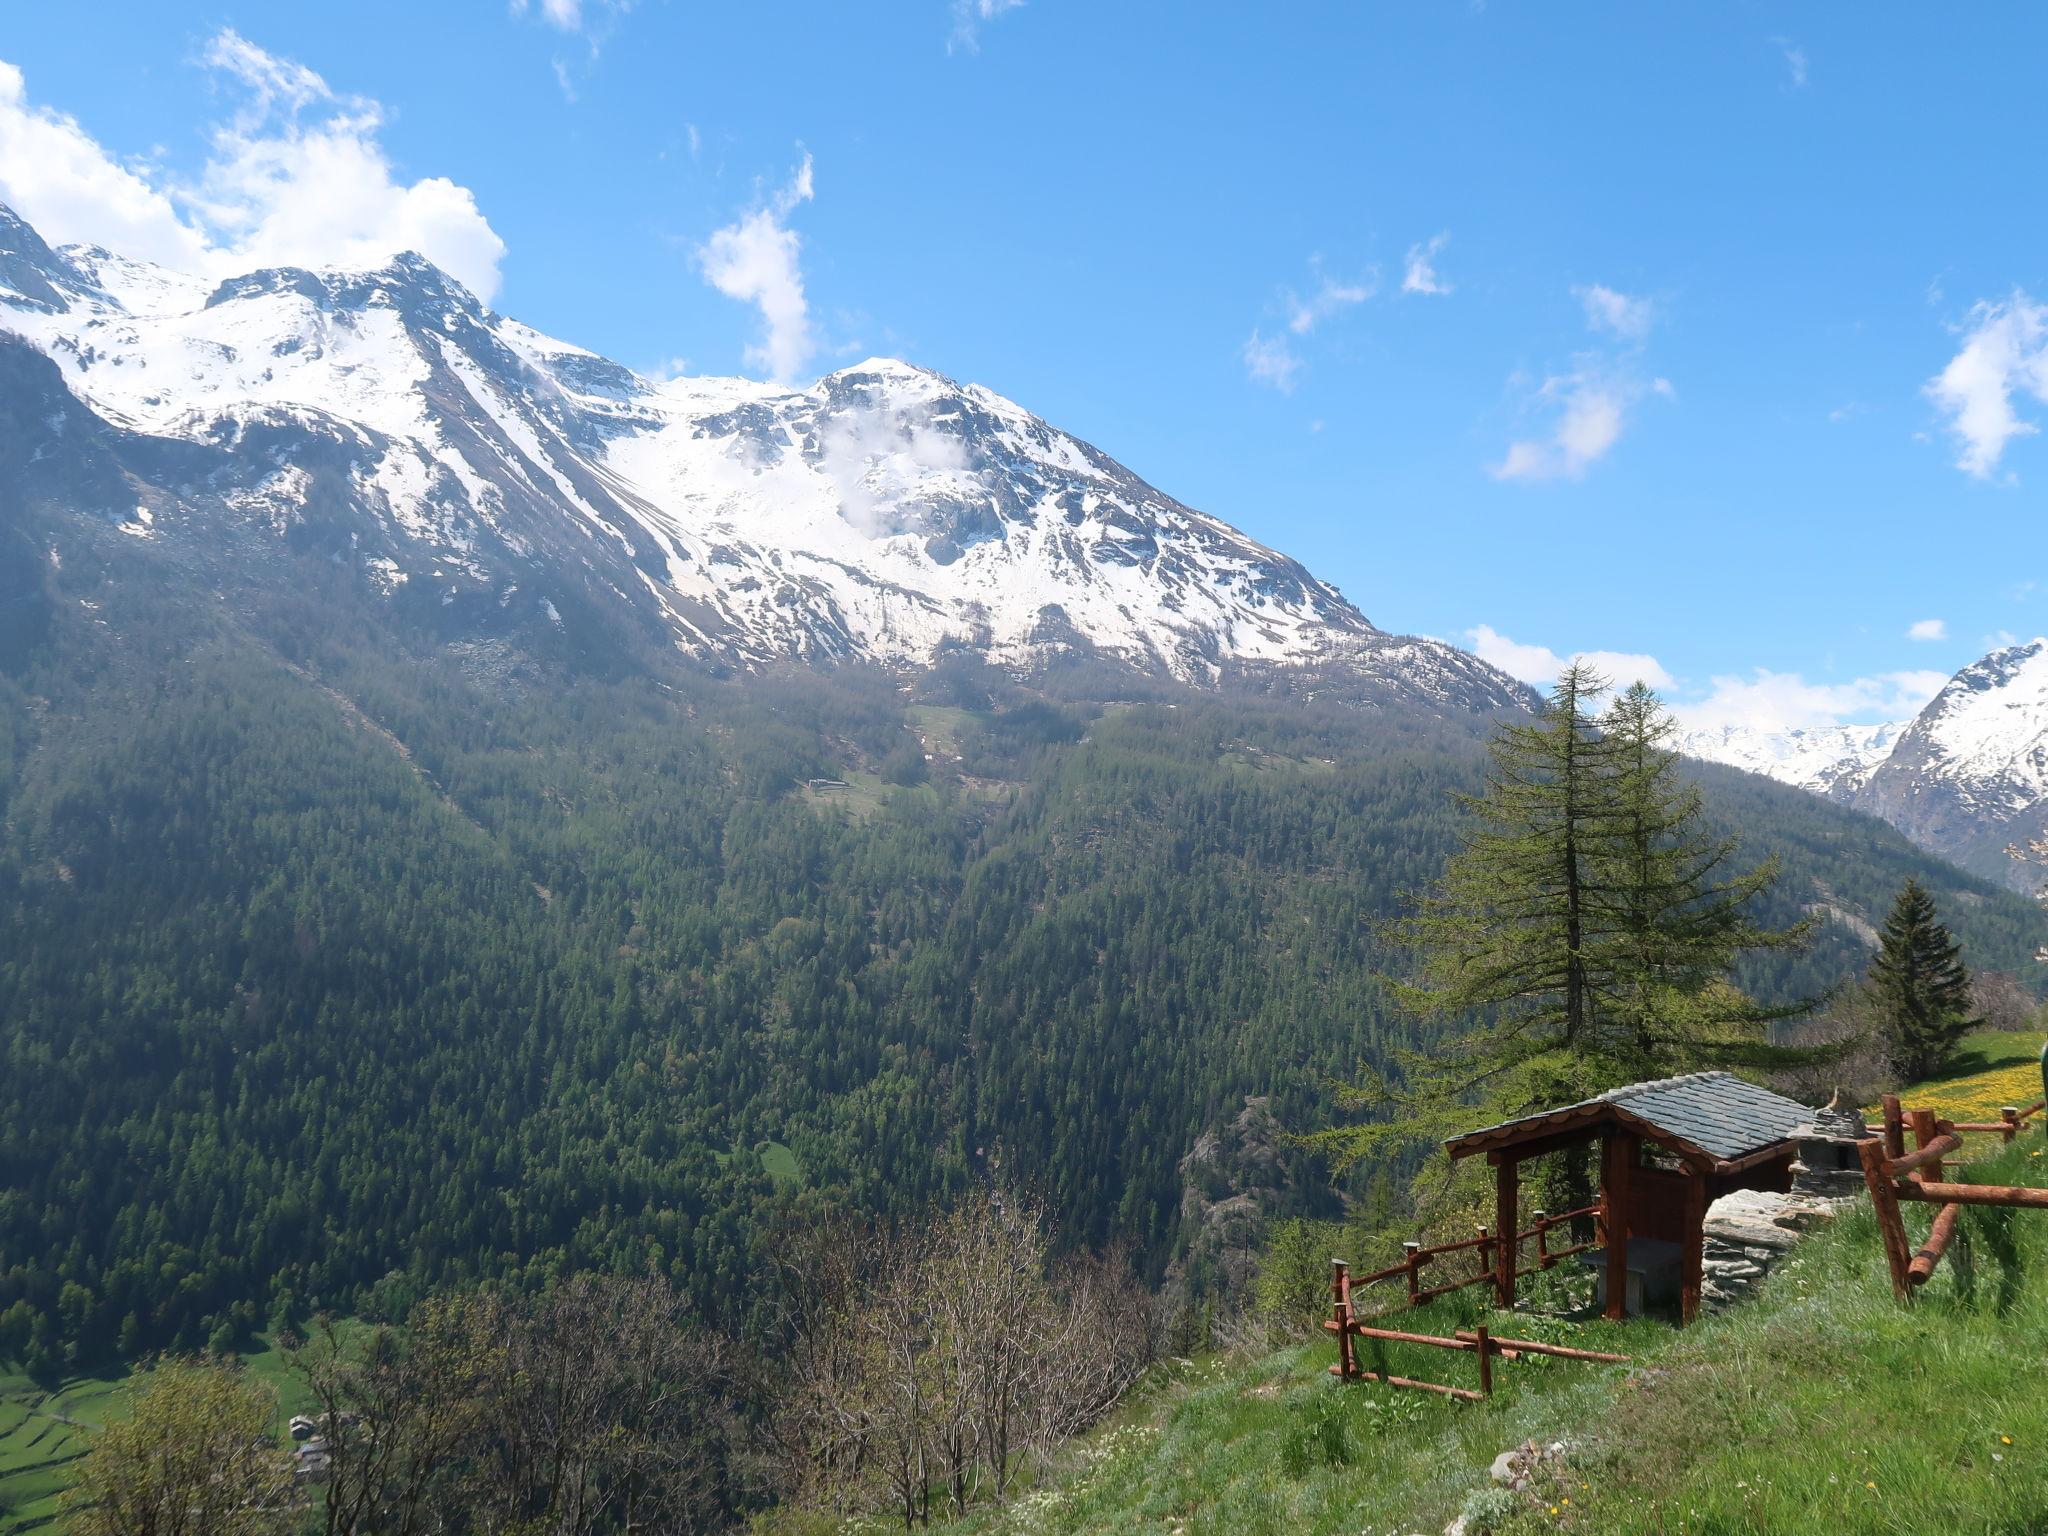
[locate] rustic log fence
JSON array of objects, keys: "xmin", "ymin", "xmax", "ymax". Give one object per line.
[
  {"xmin": 1323, "ymin": 1252, "xmax": 1629, "ymax": 1402},
  {"xmin": 1858, "ymin": 1091, "xmax": 2048, "ymax": 1299}
]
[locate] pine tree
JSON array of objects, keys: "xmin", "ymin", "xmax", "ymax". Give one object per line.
[
  {"xmin": 1311, "ymin": 669, "xmax": 1820, "ymax": 1179},
  {"xmin": 1871, "ymin": 878, "xmax": 1980, "ymax": 1081},
  {"xmin": 1595, "ymin": 680, "xmax": 1816, "ymax": 1077},
  {"xmin": 1309, "ymin": 663, "xmax": 1630, "ymax": 1169}
]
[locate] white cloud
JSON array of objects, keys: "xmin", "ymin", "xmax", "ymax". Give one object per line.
[
  {"xmin": 1926, "ymin": 291, "xmax": 2048, "ymax": 479},
  {"xmin": 0, "ymin": 38, "xmax": 506, "ymax": 301},
  {"xmin": 1775, "ymin": 37, "xmax": 1808, "ymax": 88},
  {"xmin": 1286, "ymin": 263, "xmax": 1375, "ymax": 334},
  {"xmin": 949, "ymin": 0, "xmax": 1026, "ymax": 53},
  {"xmin": 1906, "ymin": 618, "xmax": 1948, "ymax": 642},
  {"xmin": 1492, "ymin": 366, "xmax": 1638, "ymax": 481},
  {"xmin": 816, "ymin": 405, "xmax": 971, "ymax": 537},
  {"xmin": 1402, "ymin": 231, "xmax": 1451, "ymax": 296},
  {"xmin": 698, "ymin": 154, "xmax": 816, "ymax": 383},
  {"xmin": 1494, "ymin": 281, "xmax": 1667, "ymax": 482},
  {"xmin": 1672, "ymin": 668, "xmax": 1947, "ymax": 733},
  {"xmin": 1465, "ymin": 625, "xmax": 1674, "ymax": 691},
  {"xmin": 511, "ymin": 0, "xmax": 633, "ymax": 34},
  {"xmin": 1577, "ymin": 283, "xmax": 1654, "ymax": 341},
  {"xmin": 1241, "ymin": 327, "xmax": 1301, "ymax": 392}
]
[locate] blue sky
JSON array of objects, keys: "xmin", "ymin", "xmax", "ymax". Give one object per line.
[{"xmin": 3, "ymin": 3, "xmax": 2045, "ymax": 732}]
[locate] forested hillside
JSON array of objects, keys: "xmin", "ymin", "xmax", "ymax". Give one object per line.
[{"xmin": 0, "ymin": 522, "xmax": 2041, "ymax": 1371}]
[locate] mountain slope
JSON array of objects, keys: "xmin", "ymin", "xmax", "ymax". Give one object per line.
[
  {"xmin": 0, "ymin": 200, "xmax": 1525, "ymax": 713},
  {"xmin": 1681, "ymin": 639, "xmax": 2048, "ymax": 895}
]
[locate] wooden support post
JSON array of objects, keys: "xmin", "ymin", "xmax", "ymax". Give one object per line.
[
  {"xmin": 1601, "ymin": 1132, "xmax": 1635, "ymax": 1321},
  {"xmin": 1475, "ymin": 1225, "xmax": 1490, "ymax": 1290},
  {"xmin": 1532, "ymin": 1210, "xmax": 1550, "ymax": 1270},
  {"xmin": 1330, "ymin": 1260, "xmax": 1356, "ymax": 1380},
  {"xmin": 1474, "ymin": 1323, "xmax": 1493, "ymax": 1398},
  {"xmin": 1495, "ymin": 1160, "xmax": 1518, "ymax": 1309},
  {"xmin": 1857, "ymin": 1138, "xmax": 1914, "ymax": 1300},
  {"xmin": 1404, "ymin": 1242, "xmax": 1423, "ymax": 1306},
  {"xmin": 1881, "ymin": 1094, "xmax": 1906, "ymax": 1162},
  {"xmin": 2002, "ymin": 1106, "xmax": 2021, "ymax": 1144},
  {"xmin": 1679, "ymin": 1173, "xmax": 1706, "ymax": 1326},
  {"xmin": 1908, "ymin": 1203, "xmax": 1962, "ymax": 1287},
  {"xmin": 1908, "ymin": 1108, "xmax": 1944, "ymax": 1183}
]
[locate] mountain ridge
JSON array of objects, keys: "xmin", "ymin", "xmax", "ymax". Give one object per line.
[{"xmin": 0, "ymin": 200, "xmax": 1532, "ymax": 716}]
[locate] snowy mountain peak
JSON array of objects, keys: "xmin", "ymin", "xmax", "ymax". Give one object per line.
[
  {"xmin": 1678, "ymin": 719, "xmax": 1906, "ymax": 795},
  {"xmin": 0, "ymin": 203, "xmax": 1530, "ymax": 713}
]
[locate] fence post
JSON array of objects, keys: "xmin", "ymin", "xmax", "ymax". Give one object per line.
[
  {"xmin": 1404, "ymin": 1242, "xmax": 1423, "ymax": 1306},
  {"xmin": 1474, "ymin": 1323, "xmax": 1493, "ymax": 1398},
  {"xmin": 1908, "ymin": 1108, "xmax": 1944, "ymax": 1183},
  {"xmin": 1330, "ymin": 1260, "xmax": 1356, "ymax": 1380},
  {"xmin": 1533, "ymin": 1210, "xmax": 1549, "ymax": 1270},
  {"xmin": 1881, "ymin": 1094, "xmax": 1906, "ymax": 1162},
  {"xmin": 2002, "ymin": 1106, "xmax": 2020, "ymax": 1144},
  {"xmin": 1857, "ymin": 1138, "xmax": 1914, "ymax": 1300}
]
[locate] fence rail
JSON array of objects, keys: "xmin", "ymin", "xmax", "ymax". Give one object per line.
[
  {"xmin": 1859, "ymin": 1091, "xmax": 2048, "ymax": 1299},
  {"xmin": 1324, "ymin": 1260, "xmax": 1629, "ymax": 1402},
  {"xmin": 1341, "ymin": 1203, "xmax": 1603, "ymax": 1323}
]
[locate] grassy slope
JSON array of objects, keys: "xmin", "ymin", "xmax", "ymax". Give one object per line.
[
  {"xmin": 898, "ymin": 1137, "xmax": 2048, "ymax": 1536},
  {"xmin": 1883, "ymin": 1029, "xmax": 2048, "ymax": 1121},
  {"xmin": 0, "ymin": 1335, "xmax": 315, "ymax": 1533}
]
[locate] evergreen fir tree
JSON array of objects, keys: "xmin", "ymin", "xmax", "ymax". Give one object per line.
[
  {"xmin": 1595, "ymin": 680, "xmax": 1817, "ymax": 1077},
  {"xmin": 1871, "ymin": 878, "xmax": 1980, "ymax": 1081}
]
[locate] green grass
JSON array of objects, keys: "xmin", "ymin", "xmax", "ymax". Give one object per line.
[
  {"xmin": 0, "ymin": 1365, "xmax": 122, "ymax": 1532},
  {"xmin": 867, "ymin": 1137, "xmax": 2048, "ymax": 1536},
  {"xmin": 0, "ymin": 1331, "xmax": 324, "ymax": 1531},
  {"xmin": 1875, "ymin": 1027, "xmax": 2048, "ymax": 1124},
  {"xmin": 714, "ymin": 1139, "xmax": 803, "ymax": 1186}
]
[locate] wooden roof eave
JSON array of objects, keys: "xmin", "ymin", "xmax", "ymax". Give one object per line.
[{"xmin": 1446, "ymin": 1100, "xmax": 1723, "ymax": 1173}]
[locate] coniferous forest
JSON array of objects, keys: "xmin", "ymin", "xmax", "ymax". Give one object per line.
[{"xmin": 1, "ymin": 538, "xmax": 2040, "ymax": 1377}]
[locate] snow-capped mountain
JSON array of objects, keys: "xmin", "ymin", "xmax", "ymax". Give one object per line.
[
  {"xmin": 0, "ymin": 202, "xmax": 1528, "ymax": 714},
  {"xmin": 1681, "ymin": 640, "xmax": 2048, "ymax": 895},
  {"xmin": 1849, "ymin": 640, "xmax": 2048, "ymax": 893},
  {"xmin": 1676, "ymin": 720, "xmax": 1906, "ymax": 796}
]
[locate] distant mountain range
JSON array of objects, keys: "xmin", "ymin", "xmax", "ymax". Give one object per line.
[
  {"xmin": 1682, "ymin": 640, "xmax": 2048, "ymax": 896},
  {"xmin": 0, "ymin": 200, "xmax": 1528, "ymax": 716}
]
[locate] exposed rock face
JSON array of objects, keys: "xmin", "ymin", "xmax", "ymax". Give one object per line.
[{"xmin": 1698, "ymin": 1188, "xmax": 1847, "ymax": 1310}]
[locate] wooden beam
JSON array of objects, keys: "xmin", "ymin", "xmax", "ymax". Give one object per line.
[
  {"xmin": 1857, "ymin": 1137, "xmax": 1914, "ymax": 1299},
  {"xmin": 1455, "ymin": 1329, "xmax": 1632, "ymax": 1364},
  {"xmin": 1908, "ymin": 1203, "xmax": 1962, "ymax": 1287},
  {"xmin": 1495, "ymin": 1159, "xmax": 1518, "ymax": 1309},
  {"xmin": 1881, "ymin": 1094, "xmax": 1905, "ymax": 1161},
  {"xmin": 1602, "ymin": 1131, "xmax": 1635, "ymax": 1321},
  {"xmin": 1907, "ymin": 1108, "xmax": 1945, "ymax": 1185},
  {"xmin": 1895, "ymin": 1181, "xmax": 2048, "ymax": 1209},
  {"xmin": 1325, "ymin": 1364, "xmax": 1484, "ymax": 1403},
  {"xmin": 1679, "ymin": 1169, "xmax": 1706, "ymax": 1325}
]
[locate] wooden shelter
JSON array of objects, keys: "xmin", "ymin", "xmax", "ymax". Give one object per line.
[{"xmin": 1445, "ymin": 1071, "xmax": 1813, "ymax": 1324}]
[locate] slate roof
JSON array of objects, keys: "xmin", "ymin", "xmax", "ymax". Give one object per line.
[{"xmin": 1444, "ymin": 1071, "xmax": 1814, "ymax": 1166}]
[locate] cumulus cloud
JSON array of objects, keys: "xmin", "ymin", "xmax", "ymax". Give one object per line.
[
  {"xmin": 1492, "ymin": 366, "xmax": 1639, "ymax": 481},
  {"xmin": 1494, "ymin": 281, "xmax": 1667, "ymax": 482},
  {"xmin": 1926, "ymin": 291, "xmax": 2048, "ymax": 479},
  {"xmin": 1242, "ymin": 327, "xmax": 1301, "ymax": 392},
  {"xmin": 1402, "ymin": 231, "xmax": 1452, "ymax": 296},
  {"xmin": 1577, "ymin": 283, "xmax": 1654, "ymax": 341},
  {"xmin": 1287, "ymin": 263, "xmax": 1375, "ymax": 335},
  {"xmin": 1906, "ymin": 618, "xmax": 1948, "ymax": 642},
  {"xmin": 949, "ymin": 0, "xmax": 1026, "ymax": 53},
  {"xmin": 1465, "ymin": 625, "xmax": 1674, "ymax": 691},
  {"xmin": 1672, "ymin": 668, "xmax": 1948, "ymax": 733},
  {"xmin": 0, "ymin": 38, "xmax": 505, "ymax": 300},
  {"xmin": 698, "ymin": 155, "xmax": 816, "ymax": 383}
]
